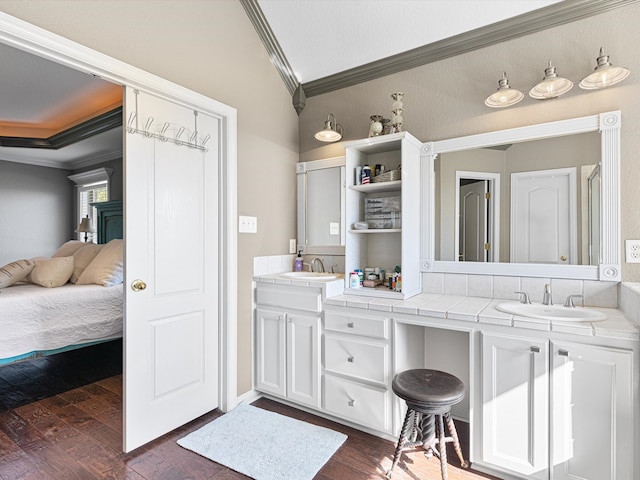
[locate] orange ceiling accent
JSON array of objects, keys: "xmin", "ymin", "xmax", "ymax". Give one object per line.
[{"xmin": 0, "ymin": 83, "xmax": 123, "ymax": 138}]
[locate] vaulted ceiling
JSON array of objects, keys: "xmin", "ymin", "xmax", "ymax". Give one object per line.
[{"xmin": 0, "ymin": 0, "xmax": 633, "ymax": 168}]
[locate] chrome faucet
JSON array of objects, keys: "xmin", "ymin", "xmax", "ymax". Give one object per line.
[
  {"xmin": 564, "ymin": 294, "xmax": 584, "ymax": 308},
  {"xmin": 514, "ymin": 291, "xmax": 531, "ymax": 304},
  {"xmin": 542, "ymin": 284, "xmax": 552, "ymax": 305},
  {"xmin": 310, "ymin": 257, "xmax": 325, "ymax": 273}
]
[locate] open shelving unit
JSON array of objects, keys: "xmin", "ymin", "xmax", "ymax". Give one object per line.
[{"xmin": 343, "ymin": 132, "xmax": 422, "ymax": 299}]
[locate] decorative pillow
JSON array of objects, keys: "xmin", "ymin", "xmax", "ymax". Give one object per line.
[
  {"xmin": 29, "ymin": 256, "xmax": 74, "ymax": 288},
  {"xmin": 70, "ymin": 243, "xmax": 104, "ymax": 284},
  {"xmin": 53, "ymin": 240, "xmax": 87, "ymax": 258},
  {"xmin": 76, "ymin": 239, "xmax": 124, "ymax": 287},
  {"xmin": 0, "ymin": 259, "xmax": 36, "ymax": 288}
]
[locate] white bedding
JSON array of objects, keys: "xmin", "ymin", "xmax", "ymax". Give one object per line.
[{"xmin": 0, "ymin": 282, "xmax": 123, "ymax": 360}]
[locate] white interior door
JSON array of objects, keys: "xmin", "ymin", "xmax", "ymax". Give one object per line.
[
  {"xmin": 459, "ymin": 181, "xmax": 488, "ymax": 262},
  {"xmin": 511, "ymin": 168, "xmax": 576, "ymax": 264},
  {"xmin": 123, "ymin": 87, "xmax": 219, "ymax": 452}
]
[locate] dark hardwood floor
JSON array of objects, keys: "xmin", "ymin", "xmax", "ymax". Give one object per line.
[{"xmin": 0, "ymin": 341, "xmax": 500, "ymax": 479}]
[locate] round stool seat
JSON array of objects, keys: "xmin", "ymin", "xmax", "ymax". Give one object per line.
[{"xmin": 392, "ymin": 369, "xmax": 465, "ymax": 412}]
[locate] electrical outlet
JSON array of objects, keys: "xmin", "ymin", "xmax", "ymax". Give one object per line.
[
  {"xmin": 238, "ymin": 215, "xmax": 257, "ymax": 233},
  {"xmin": 625, "ymin": 239, "xmax": 640, "ymax": 263},
  {"xmin": 289, "ymin": 239, "xmax": 296, "ymax": 254}
]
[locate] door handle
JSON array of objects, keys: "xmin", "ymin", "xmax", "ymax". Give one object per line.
[{"xmin": 131, "ymin": 279, "xmax": 147, "ymax": 292}]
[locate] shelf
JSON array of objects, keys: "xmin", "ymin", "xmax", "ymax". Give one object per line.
[
  {"xmin": 343, "ymin": 285, "xmax": 404, "ymax": 299},
  {"xmin": 349, "ymin": 180, "xmax": 401, "ymax": 193},
  {"xmin": 349, "ymin": 228, "xmax": 401, "ymax": 234}
]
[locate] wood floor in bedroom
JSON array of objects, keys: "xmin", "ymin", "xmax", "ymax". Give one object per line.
[{"xmin": 0, "ymin": 341, "xmax": 500, "ymax": 480}]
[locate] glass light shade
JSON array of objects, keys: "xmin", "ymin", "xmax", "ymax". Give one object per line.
[
  {"xmin": 485, "ymin": 72, "xmax": 524, "ymax": 108},
  {"xmin": 529, "ymin": 62, "xmax": 573, "ymax": 99},
  {"xmin": 314, "ymin": 114, "xmax": 343, "ymax": 142},
  {"xmin": 579, "ymin": 48, "xmax": 630, "ymax": 90}
]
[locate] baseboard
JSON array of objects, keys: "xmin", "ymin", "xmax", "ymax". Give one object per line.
[{"xmin": 237, "ymin": 388, "xmax": 262, "ymax": 405}]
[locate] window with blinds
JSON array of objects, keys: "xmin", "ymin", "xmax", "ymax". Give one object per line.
[
  {"xmin": 67, "ymin": 167, "xmax": 113, "ymax": 243},
  {"xmin": 78, "ymin": 183, "xmax": 108, "ymax": 242}
]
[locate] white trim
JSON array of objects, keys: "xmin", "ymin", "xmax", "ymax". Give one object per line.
[
  {"xmin": 423, "ymin": 111, "xmax": 621, "ymax": 281},
  {"xmin": 0, "ymin": 10, "xmax": 238, "ymax": 421},
  {"xmin": 67, "ymin": 167, "xmax": 113, "ymax": 186}
]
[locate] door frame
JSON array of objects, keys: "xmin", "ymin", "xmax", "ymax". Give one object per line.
[
  {"xmin": 0, "ymin": 12, "xmax": 238, "ymax": 412},
  {"xmin": 454, "ymin": 171, "xmax": 500, "ymax": 263}
]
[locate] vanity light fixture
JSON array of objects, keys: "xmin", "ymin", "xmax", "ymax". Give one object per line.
[
  {"xmin": 579, "ymin": 47, "xmax": 630, "ymax": 90},
  {"xmin": 485, "ymin": 72, "xmax": 524, "ymax": 108},
  {"xmin": 529, "ymin": 61, "xmax": 573, "ymax": 99},
  {"xmin": 314, "ymin": 113, "xmax": 343, "ymax": 142},
  {"xmin": 486, "ymin": 48, "xmax": 630, "ymax": 108}
]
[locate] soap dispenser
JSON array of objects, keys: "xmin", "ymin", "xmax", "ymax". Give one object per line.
[{"xmin": 295, "ymin": 250, "xmax": 303, "ymax": 271}]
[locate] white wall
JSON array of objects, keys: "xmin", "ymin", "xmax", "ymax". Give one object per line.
[
  {"xmin": 299, "ymin": 3, "xmax": 640, "ymax": 281},
  {"xmin": 0, "ymin": 0, "xmax": 300, "ymax": 396}
]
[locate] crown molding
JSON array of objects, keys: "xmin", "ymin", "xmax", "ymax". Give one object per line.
[
  {"xmin": 240, "ymin": 0, "xmax": 299, "ymax": 96},
  {"xmin": 0, "ymin": 107, "xmax": 122, "ymax": 149},
  {"xmin": 298, "ymin": 0, "xmax": 639, "ymax": 97}
]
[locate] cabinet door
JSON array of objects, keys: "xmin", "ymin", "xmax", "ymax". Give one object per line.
[
  {"xmin": 286, "ymin": 312, "xmax": 321, "ymax": 408},
  {"xmin": 481, "ymin": 333, "xmax": 548, "ymax": 480},
  {"xmin": 255, "ymin": 308, "xmax": 286, "ymax": 397},
  {"xmin": 551, "ymin": 342, "xmax": 633, "ymax": 480}
]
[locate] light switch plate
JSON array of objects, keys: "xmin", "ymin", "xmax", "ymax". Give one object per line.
[
  {"xmin": 330, "ymin": 222, "xmax": 340, "ymax": 235},
  {"xmin": 239, "ymin": 215, "xmax": 257, "ymax": 233},
  {"xmin": 289, "ymin": 239, "xmax": 296, "ymax": 254}
]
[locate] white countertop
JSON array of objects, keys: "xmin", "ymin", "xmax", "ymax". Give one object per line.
[
  {"xmin": 324, "ymin": 292, "xmax": 640, "ymax": 341},
  {"xmin": 254, "ymin": 273, "xmax": 345, "ymax": 300}
]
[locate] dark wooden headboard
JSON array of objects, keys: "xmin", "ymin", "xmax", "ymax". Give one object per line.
[{"xmin": 91, "ymin": 200, "xmax": 123, "ymax": 244}]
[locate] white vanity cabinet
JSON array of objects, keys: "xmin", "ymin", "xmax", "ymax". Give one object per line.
[
  {"xmin": 344, "ymin": 132, "xmax": 422, "ymax": 299},
  {"xmin": 480, "ymin": 332, "xmax": 549, "ymax": 480},
  {"xmin": 322, "ymin": 307, "xmax": 392, "ymax": 434},
  {"xmin": 480, "ymin": 332, "xmax": 635, "ymax": 480},
  {"xmin": 550, "ymin": 341, "xmax": 634, "ymax": 480},
  {"xmin": 255, "ymin": 284, "xmax": 322, "ymax": 409}
]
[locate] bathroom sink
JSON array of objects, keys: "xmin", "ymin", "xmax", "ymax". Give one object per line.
[
  {"xmin": 495, "ymin": 302, "xmax": 606, "ymax": 322},
  {"xmin": 279, "ymin": 272, "xmax": 338, "ymax": 280}
]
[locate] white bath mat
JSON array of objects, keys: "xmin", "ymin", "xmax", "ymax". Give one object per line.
[{"xmin": 177, "ymin": 402, "xmax": 347, "ymax": 480}]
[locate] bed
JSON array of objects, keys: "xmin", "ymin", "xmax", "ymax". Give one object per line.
[{"xmin": 0, "ymin": 200, "xmax": 124, "ymax": 365}]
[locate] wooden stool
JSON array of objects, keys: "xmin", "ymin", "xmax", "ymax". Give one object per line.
[{"xmin": 387, "ymin": 369, "xmax": 469, "ymax": 479}]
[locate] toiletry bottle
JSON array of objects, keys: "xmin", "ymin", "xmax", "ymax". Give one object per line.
[
  {"xmin": 295, "ymin": 250, "xmax": 303, "ymax": 271},
  {"xmin": 362, "ymin": 164, "xmax": 371, "ymax": 184}
]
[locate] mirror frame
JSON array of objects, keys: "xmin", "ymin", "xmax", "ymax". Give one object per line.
[
  {"xmin": 296, "ymin": 156, "xmax": 346, "ymax": 255},
  {"xmin": 421, "ymin": 111, "xmax": 621, "ymax": 281}
]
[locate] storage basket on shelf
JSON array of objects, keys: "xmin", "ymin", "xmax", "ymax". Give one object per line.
[{"xmin": 371, "ymin": 166, "xmax": 401, "ymax": 183}]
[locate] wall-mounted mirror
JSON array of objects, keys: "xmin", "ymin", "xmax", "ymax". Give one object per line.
[
  {"xmin": 296, "ymin": 156, "xmax": 345, "ymax": 255},
  {"xmin": 422, "ymin": 111, "xmax": 621, "ymax": 281}
]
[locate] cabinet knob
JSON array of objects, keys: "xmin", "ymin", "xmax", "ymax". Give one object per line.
[
  {"xmin": 559, "ymin": 349, "xmax": 569, "ymax": 356},
  {"xmin": 347, "ymin": 356, "xmax": 354, "ymax": 363},
  {"xmin": 530, "ymin": 346, "xmax": 540, "ymax": 353},
  {"xmin": 347, "ymin": 322, "xmax": 355, "ymax": 329},
  {"xmin": 348, "ymin": 399, "xmax": 355, "ymax": 407}
]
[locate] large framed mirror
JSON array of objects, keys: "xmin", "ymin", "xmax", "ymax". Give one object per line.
[
  {"xmin": 296, "ymin": 156, "xmax": 346, "ymax": 255},
  {"xmin": 421, "ymin": 111, "xmax": 621, "ymax": 281}
]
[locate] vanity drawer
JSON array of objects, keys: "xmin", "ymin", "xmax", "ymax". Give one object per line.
[
  {"xmin": 324, "ymin": 334, "xmax": 388, "ymax": 384},
  {"xmin": 324, "ymin": 310, "xmax": 388, "ymax": 339},
  {"xmin": 324, "ymin": 374, "xmax": 389, "ymax": 432},
  {"xmin": 256, "ymin": 285, "xmax": 322, "ymax": 313}
]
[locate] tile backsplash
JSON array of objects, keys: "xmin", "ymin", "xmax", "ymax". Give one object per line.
[
  {"xmin": 422, "ymin": 272, "xmax": 619, "ymax": 308},
  {"xmin": 253, "ymin": 254, "xmax": 345, "ymax": 276}
]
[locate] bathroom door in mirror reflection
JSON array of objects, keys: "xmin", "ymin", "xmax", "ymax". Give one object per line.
[
  {"xmin": 459, "ymin": 180, "xmax": 489, "ymax": 262},
  {"xmin": 511, "ymin": 167, "xmax": 576, "ymax": 264}
]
